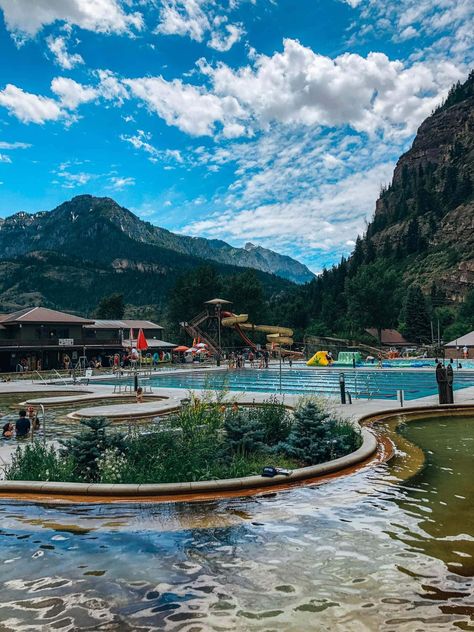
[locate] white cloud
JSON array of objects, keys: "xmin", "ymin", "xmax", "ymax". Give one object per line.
[
  {"xmin": 0, "ymin": 154, "xmax": 12, "ymax": 163},
  {"xmin": 55, "ymin": 168, "xmax": 93, "ymax": 188},
  {"xmin": 0, "ymin": 84, "xmax": 64, "ymax": 124},
  {"xmin": 120, "ymin": 130, "xmax": 185, "ymax": 166},
  {"xmin": 109, "ymin": 175, "xmax": 135, "ymax": 189},
  {"xmin": 208, "ymin": 20, "xmax": 244, "ymax": 52},
  {"xmin": 96, "ymin": 69, "xmax": 129, "ymax": 105},
  {"xmin": 50, "ymin": 76, "xmax": 97, "ymax": 109},
  {"xmin": 124, "ymin": 75, "xmax": 245, "ymax": 136},
  {"xmin": 0, "ymin": 0, "xmax": 143, "ymax": 37},
  {"xmin": 204, "ymin": 39, "xmax": 463, "ymax": 138},
  {"xmin": 156, "ymin": 0, "xmax": 243, "ymax": 51},
  {"xmin": 184, "ymin": 161, "xmax": 395, "ymax": 262},
  {"xmin": 120, "ymin": 40, "xmax": 461, "ymax": 140},
  {"xmin": 46, "ymin": 34, "xmax": 84, "ymax": 69},
  {"xmin": 0, "ymin": 140, "xmax": 31, "ymax": 149},
  {"xmin": 347, "ymin": 0, "xmax": 474, "ymax": 63}
]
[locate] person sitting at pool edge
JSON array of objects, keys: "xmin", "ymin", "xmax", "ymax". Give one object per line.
[
  {"xmin": 2, "ymin": 422, "xmax": 14, "ymax": 439},
  {"xmin": 136, "ymin": 387, "xmax": 144, "ymax": 403},
  {"xmin": 15, "ymin": 409, "xmax": 31, "ymax": 438}
]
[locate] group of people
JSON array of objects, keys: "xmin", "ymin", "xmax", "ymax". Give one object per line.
[
  {"xmin": 226, "ymin": 349, "xmax": 271, "ymax": 369},
  {"xmin": 2, "ymin": 407, "xmax": 40, "ymax": 440}
]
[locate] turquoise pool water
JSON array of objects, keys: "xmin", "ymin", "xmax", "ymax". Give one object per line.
[
  {"xmin": 0, "ymin": 413, "xmax": 473, "ymax": 630},
  {"xmin": 102, "ymin": 367, "xmax": 474, "ymax": 400}
]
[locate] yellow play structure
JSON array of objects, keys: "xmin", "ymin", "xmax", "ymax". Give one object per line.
[{"xmin": 306, "ymin": 350, "xmax": 332, "ymax": 366}]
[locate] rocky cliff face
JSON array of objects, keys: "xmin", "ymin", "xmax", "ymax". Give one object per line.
[
  {"xmin": 0, "ymin": 195, "xmax": 314, "ymax": 284},
  {"xmin": 362, "ymin": 71, "xmax": 474, "ymax": 301}
]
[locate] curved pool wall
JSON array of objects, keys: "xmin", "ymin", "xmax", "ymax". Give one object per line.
[
  {"xmin": 98, "ymin": 366, "xmax": 474, "ymax": 400},
  {"xmin": 0, "ymin": 407, "xmax": 473, "ymax": 630}
]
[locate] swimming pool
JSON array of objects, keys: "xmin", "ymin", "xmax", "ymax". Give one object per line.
[{"xmin": 102, "ymin": 367, "xmax": 474, "ymax": 400}]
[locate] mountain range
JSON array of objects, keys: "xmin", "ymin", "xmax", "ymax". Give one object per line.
[
  {"xmin": 0, "ymin": 196, "xmax": 313, "ymax": 285},
  {"xmin": 0, "ymin": 195, "xmax": 304, "ymax": 314}
]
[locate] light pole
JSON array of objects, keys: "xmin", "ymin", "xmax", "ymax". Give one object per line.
[{"xmin": 216, "ymin": 302, "xmax": 222, "ymax": 367}]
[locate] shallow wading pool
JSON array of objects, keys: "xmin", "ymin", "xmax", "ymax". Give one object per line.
[{"xmin": 0, "ymin": 411, "xmax": 473, "ymax": 630}]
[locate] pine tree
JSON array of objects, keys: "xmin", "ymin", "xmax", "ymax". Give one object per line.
[
  {"xmin": 61, "ymin": 418, "xmax": 126, "ymax": 482},
  {"xmin": 402, "ymin": 285, "xmax": 431, "ymax": 344},
  {"xmin": 222, "ymin": 410, "xmax": 266, "ymax": 457}
]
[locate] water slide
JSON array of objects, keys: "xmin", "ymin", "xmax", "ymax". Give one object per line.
[{"xmin": 221, "ymin": 312, "xmax": 300, "ymax": 354}]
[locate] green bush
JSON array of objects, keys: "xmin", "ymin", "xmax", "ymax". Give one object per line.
[
  {"xmin": 279, "ymin": 401, "xmax": 361, "ymax": 466},
  {"xmin": 4, "ymin": 399, "xmax": 360, "ymax": 485},
  {"xmin": 5, "ymin": 442, "xmax": 75, "ymax": 482},
  {"xmin": 60, "ymin": 417, "xmax": 127, "ymax": 482}
]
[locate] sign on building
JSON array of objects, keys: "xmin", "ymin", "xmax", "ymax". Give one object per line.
[{"xmin": 58, "ymin": 338, "xmax": 74, "ymax": 346}]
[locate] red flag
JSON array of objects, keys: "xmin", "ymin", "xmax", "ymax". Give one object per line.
[{"xmin": 137, "ymin": 328, "xmax": 148, "ymax": 351}]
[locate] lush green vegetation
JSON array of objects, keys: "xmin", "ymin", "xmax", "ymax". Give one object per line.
[{"xmin": 5, "ymin": 399, "xmax": 362, "ymax": 484}]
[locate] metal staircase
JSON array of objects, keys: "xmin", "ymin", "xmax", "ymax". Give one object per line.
[{"xmin": 180, "ymin": 311, "xmax": 221, "ymax": 356}]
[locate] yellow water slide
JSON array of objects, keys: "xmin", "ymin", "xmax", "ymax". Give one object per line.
[{"xmin": 221, "ymin": 313, "xmax": 294, "ymax": 349}]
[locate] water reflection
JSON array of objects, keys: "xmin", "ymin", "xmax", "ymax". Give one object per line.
[{"xmin": 0, "ymin": 415, "xmax": 473, "ymax": 630}]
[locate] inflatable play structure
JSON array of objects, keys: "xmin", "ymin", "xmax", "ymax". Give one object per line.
[
  {"xmin": 306, "ymin": 350, "xmax": 363, "ymax": 367},
  {"xmin": 220, "ymin": 312, "xmax": 301, "ymax": 356},
  {"xmin": 306, "ymin": 350, "xmax": 333, "ymax": 366},
  {"xmin": 337, "ymin": 351, "xmax": 363, "ymax": 366}
]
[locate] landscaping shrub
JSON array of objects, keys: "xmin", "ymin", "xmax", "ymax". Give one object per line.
[
  {"xmin": 4, "ymin": 398, "xmax": 361, "ymax": 485},
  {"xmin": 5, "ymin": 442, "xmax": 75, "ymax": 482},
  {"xmin": 61, "ymin": 417, "xmax": 127, "ymax": 482},
  {"xmin": 279, "ymin": 401, "xmax": 361, "ymax": 466}
]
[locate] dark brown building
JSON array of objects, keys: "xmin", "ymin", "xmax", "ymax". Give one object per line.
[{"xmin": 0, "ymin": 307, "xmax": 175, "ymax": 372}]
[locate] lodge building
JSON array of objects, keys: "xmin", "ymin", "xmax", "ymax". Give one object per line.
[{"xmin": 0, "ymin": 307, "xmax": 175, "ymax": 372}]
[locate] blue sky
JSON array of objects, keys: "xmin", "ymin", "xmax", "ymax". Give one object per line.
[{"xmin": 0, "ymin": 0, "xmax": 472, "ymax": 272}]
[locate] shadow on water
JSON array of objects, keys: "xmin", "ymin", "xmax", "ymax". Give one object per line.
[{"xmin": 0, "ymin": 413, "xmax": 473, "ymax": 630}]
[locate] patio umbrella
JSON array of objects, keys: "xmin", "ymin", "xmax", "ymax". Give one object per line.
[
  {"xmin": 196, "ymin": 342, "xmax": 207, "ymax": 348},
  {"xmin": 137, "ymin": 328, "xmax": 148, "ymax": 351},
  {"xmin": 174, "ymin": 345, "xmax": 189, "ymax": 352}
]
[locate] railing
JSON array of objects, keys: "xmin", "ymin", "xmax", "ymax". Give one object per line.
[{"xmin": 0, "ymin": 338, "xmax": 123, "ymax": 347}]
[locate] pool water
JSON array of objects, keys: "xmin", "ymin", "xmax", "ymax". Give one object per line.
[
  {"xmin": 103, "ymin": 367, "xmax": 474, "ymax": 400},
  {"xmin": 0, "ymin": 414, "xmax": 473, "ymax": 630}
]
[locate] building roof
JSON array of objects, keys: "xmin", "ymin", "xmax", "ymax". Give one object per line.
[
  {"xmin": 0, "ymin": 307, "xmax": 94, "ymax": 325},
  {"xmin": 365, "ymin": 328, "xmax": 411, "ymax": 346},
  {"xmin": 122, "ymin": 339, "xmax": 176, "ymax": 349},
  {"xmin": 445, "ymin": 331, "xmax": 474, "ymax": 347},
  {"xmin": 86, "ymin": 319, "xmax": 163, "ymax": 330}
]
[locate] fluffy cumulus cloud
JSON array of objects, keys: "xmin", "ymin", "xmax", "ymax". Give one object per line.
[
  {"xmin": 50, "ymin": 77, "xmax": 97, "ymax": 109},
  {"xmin": 0, "ymin": 84, "xmax": 64, "ymax": 124},
  {"xmin": 202, "ymin": 39, "xmax": 463, "ymax": 137},
  {"xmin": 119, "ymin": 40, "xmax": 461, "ymax": 139},
  {"xmin": 0, "ymin": 76, "xmax": 99, "ymax": 124},
  {"xmin": 156, "ymin": 0, "xmax": 244, "ymax": 51},
  {"xmin": 124, "ymin": 76, "xmax": 245, "ymax": 137},
  {"xmin": 0, "ymin": 0, "xmax": 143, "ymax": 37}
]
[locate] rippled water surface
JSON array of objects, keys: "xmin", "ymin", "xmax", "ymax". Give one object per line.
[{"xmin": 0, "ymin": 414, "xmax": 473, "ymax": 631}]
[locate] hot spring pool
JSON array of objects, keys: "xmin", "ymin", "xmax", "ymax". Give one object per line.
[{"xmin": 0, "ymin": 412, "xmax": 473, "ymax": 630}]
